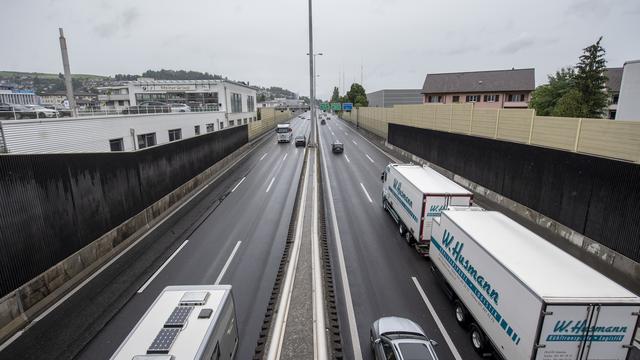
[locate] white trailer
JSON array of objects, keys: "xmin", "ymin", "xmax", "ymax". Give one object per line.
[
  {"xmin": 381, "ymin": 163, "xmax": 473, "ymax": 256},
  {"xmin": 111, "ymin": 285, "xmax": 238, "ymax": 360},
  {"xmin": 430, "ymin": 209, "xmax": 640, "ymax": 360},
  {"xmin": 275, "ymin": 123, "xmax": 292, "ymax": 143}
]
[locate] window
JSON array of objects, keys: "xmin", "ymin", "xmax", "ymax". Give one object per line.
[
  {"xmin": 452, "ymin": 96, "xmax": 460, "ymax": 103},
  {"xmin": 612, "ymin": 94, "xmax": 619, "ymax": 104},
  {"xmin": 243, "ymin": 118, "xmax": 247, "ymax": 124},
  {"xmin": 220, "ymin": 122, "xmax": 224, "ymax": 129},
  {"xmin": 194, "ymin": 125, "xmax": 200, "ymax": 135},
  {"xmin": 109, "ymin": 138, "xmax": 124, "ymax": 152},
  {"xmin": 382, "ymin": 340, "xmax": 397, "ymax": 360},
  {"xmin": 137, "ymin": 133, "xmax": 156, "ymax": 149},
  {"xmin": 427, "ymin": 95, "xmax": 441, "ymax": 103},
  {"xmin": 484, "ymin": 94, "xmax": 499, "ymax": 102},
  {"xmin": 229, "ymin": 120, "xmax": 235, "ymax": 126},
  {"xmin": 168, "ymin": 128, "xmax": 182, "ymax": 141},
  {"xmin": 206, "ymin": 123, "xmax": 214, "ymax": 133},
  {"xmin": 507, "ymin": 94, "xmax": 525, "ymax": 102},
  {"xmin": 466, "ymin": 95, "xmax": 480, "ymax": 102},
  {"xmin": 247, "ymin": 95, "xmax": 255, "ymax": 112},
  {"xmin": 230, "ymin": 93, "xmax": 242, "ymax": 113}
]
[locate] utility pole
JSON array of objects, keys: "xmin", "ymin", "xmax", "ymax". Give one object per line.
[
  {"xmin": 58, "ymin": 28, "xmax": 77, "ymax": 117},
  {"xmin": 308, "ymin": 0, "xmax": 316, "ymax": 145}
]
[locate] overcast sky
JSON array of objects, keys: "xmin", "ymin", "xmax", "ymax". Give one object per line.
[{"xmin": 2, "ymin": 0, "xmax": 639, "ymax": 99}]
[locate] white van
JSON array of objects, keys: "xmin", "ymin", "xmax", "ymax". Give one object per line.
[
  {"xmin": 111, "ymin": 285, "xmax": 238, "ymax": 360},
  {"xmin": 276, "ymin": 123, "xmax": 292, "ymax": 143}
]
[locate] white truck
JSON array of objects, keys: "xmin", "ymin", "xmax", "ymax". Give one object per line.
[
  {"xmin": 276, "ymin": 123, "xmax": 292, "ymax": 143},
  {"xmin": 430, "ymin": 209, "xmax": 640, "ymax": 360},
  {"xmin": 381, "ymin": 163, "xmax": 473, "ymax": 256},
  {"xmin": 111, "ymin": 285, "xmax": 238, "ymax": 360}
]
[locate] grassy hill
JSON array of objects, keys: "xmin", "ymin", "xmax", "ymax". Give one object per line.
[{"xmin": 0, "ymin": 71, "xmax": 107, "ymax": 80}]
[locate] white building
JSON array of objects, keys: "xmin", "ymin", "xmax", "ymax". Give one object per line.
[
  {"xmin": 0, "ymin": 88, "xmax": 40, "ymax": 105},
  {"xmin": 0, "ymin": 111, "xmax": 244, "ymax": 154},
  {"xmin": 98, "ymin": 79, "xmax": 257, "ymax": 125},
  {"xmin": 616, "ymin": 60, "xmax": 640, "ymax": 121}
]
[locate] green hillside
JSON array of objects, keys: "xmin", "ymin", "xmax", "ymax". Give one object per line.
[{"xmin": 0, "ymin": 71, "xmax": 107, "ymax": 80}]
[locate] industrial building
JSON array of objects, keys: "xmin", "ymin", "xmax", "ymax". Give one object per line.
[
  {"xmin": 366, "ymin": 89, "xmax": 422, "ymax": 107},
  {"xmin": 615, "ymin": 60, "xmax": 640, "ymax": 121}
]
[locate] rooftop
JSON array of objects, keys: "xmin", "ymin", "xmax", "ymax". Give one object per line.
[
  {"xmin": 422, "ymin": 68, "xmax": 535, "ymax": 94},
  {"xmin": 605, "ymin": 67, "xmax": 623, "ymax": 92}
]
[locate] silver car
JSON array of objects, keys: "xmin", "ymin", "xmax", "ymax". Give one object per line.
[{"xmin": 370, "ymin": 317, "xmax": 439, "ymax": 360}]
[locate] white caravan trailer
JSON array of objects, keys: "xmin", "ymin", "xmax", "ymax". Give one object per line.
[
  {"xmin": 430, "ymin": 209, "xmax": 640, "ymax": 360},
  {"xmin": 111, "ymin": 285, "xmax": 238, "ymax": 360}
]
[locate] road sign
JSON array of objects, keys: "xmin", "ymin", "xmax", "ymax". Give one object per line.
[
  {"xmin": 342, "ymin": 103, "xmax": 353, "ymax": 111},
  {"xmin": 331, "ymin": 103, "xmax": 341, "ymax": 111},
  {"xmin": 320, "ymin": 103, "xmax": 330, "ymax": 111}
]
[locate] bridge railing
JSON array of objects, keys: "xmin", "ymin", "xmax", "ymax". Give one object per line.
[{"xmin": 341, "ymin": 104, "xmax": 640, "ymax": 163}]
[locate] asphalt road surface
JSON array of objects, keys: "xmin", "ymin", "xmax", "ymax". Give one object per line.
[{"xmin": 0, "ymin": 116, "xmax": 309, "ymax": 360}]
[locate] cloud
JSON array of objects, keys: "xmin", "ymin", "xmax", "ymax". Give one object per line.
[
  {"xmin": 498, "ymin": 36, "xmax": 537, "ymax": 54},
  {"xmin": 93, "ymin": 7, "xmax": 139, "ymax": 38},
  {"xmin": 566, "ymin": 0, "xmax": 612, "ymax": 18}
]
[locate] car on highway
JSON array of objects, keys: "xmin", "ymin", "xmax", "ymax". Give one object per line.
[
  {"xmin": 370, "ymin": 317, "xmax": 439, "ymax": 360},
  {"xmin": 170, "ymin": 103, "xmax": 191, "ymax": 112},
  {"xmin": 331, "ymin": 141, "xmax": 343, "ymax": 154},
  {"xmin": 321, "ymin": 119, "xmax": 326, "ymax": 125},
  {"xmin": 294, "ymin": 135, "xmax": 306, "ymax": 147}
]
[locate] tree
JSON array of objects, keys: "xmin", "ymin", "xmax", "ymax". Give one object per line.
[
  {"xmin": 330, "ymin": 87, "xmax": 340, "ymax": 103},
  {"xmin": 529, "ymin": 68, "xmax": 576, "ymax": 116},
  {"xmin": 552, "ymin": 89, "xmax": 588, "ymax": 117},
  {"xmin": 345, "ymin": 83, "xmax": 368, "ymax": 107},
  {"xmin": 574, "ymin": 36, "xmax": 608, "ymax": 118},
  {"xmin": 257, "ymin": 93, "xmax": 266, "ymax": 102}
]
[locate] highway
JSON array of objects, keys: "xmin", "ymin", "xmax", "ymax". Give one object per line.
[
  {"xmin": 0, "ymin": 117, "xmax": 310, "ymax": 360},
  {"xmin": 319, "ymin": 114, "xmax": 487, "ymax": 360}
]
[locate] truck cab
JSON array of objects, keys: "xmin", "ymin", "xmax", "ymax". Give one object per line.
[{"xmin": 276, "ymin": 123, "xmax": 293, "ymax": 143}]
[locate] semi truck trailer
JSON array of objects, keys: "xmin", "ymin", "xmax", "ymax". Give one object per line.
[
  {"xmin": 381, "ymin": 163, "xmax": 473, "ymax": 256},
  {"xmin": 111, "ymin": 285, "xmax": 238, "ymax": 360},
  {"xmin": 430, "ymin": 209, "xmax": 640, "ymax": 360}
]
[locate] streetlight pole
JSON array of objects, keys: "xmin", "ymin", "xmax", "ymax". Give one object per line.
[{"xmin": 308, "ymin": 0, "xmax": 316, "ymax": 145}]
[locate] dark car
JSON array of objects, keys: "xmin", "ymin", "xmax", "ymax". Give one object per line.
[
  {"xmin": 295, "ymin": 135, "xmax": 306, "ymax": 147},
  {"xmin": 321, "ymin": 119, "xmax": 326, "ymax": 125},
  {"xmin": 122, "ymin": 101, "xmax": 171, "ymax": 114},
  {"xmin": 331, "ymin": 142, "xmax": 344, "ymax": 154},
  {"xmin": 371, "ymin": 317, "xmax": 439, "ymax": 360}
]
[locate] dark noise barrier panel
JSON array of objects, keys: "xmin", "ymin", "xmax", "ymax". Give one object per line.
[
  {"xmin": 0, "ymin": 125, "xmax": 247, "ymax": 297},
  {"xmin": 388, "ymin": 123, "xmax": 640, "ymax": 263}
]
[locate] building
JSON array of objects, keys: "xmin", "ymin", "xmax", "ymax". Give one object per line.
[
  {"xmin": 366, "ymin": 89, "xmax": 422, "ymax": 107},
  {"xmin": 40, "ymin": 91, "xmax": 99, "ymax": 109},
  {"xmin": 605, "ymin": 67, "xmax": 623, "ymax": 119},
  {"xmin": 98, "ymin": 79, "xmax": 257, "ymax": 125},
  {"xmin": 0, "ymin": 84, "xmax": 40, "ymax": 105},
  {"xmin": 421, "ymin": 68, "xmax": 535, "ymax": 109},
  {"xmin": 0, "ymin": 112, "xmax": 232, "ymax": 153},
  {"xmin": 616, "ymin": 60, "xmax": 640, "ymax": 121},
  {"xmin": 257, "ymin": 98, "xmax": 308, "ymax": 112}
]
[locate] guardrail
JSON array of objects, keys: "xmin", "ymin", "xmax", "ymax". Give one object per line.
[{"xmin": 342, "ymin": 104, "xmax": 640, "ymax": 163}]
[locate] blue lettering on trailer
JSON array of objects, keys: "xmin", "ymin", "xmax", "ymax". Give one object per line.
[
  {"xmin": 432, "ymin": 231, "xmax": 521, "ymax": 346},
  {"xmin": 388, "ymin": 185, "xmax": 418, "ymax": 222}
]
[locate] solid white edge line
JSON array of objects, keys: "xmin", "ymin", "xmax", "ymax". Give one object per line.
[
  {"xmin": 137, "ymin": 240, "xmax": 189, "ymax": 293},
  {"xmin": 231, "ymin": 176, "xmax": 246, "ymax": 192},
  {"xmin": 311, "ymin": 151, "xmax": 328, "ymax": 359},
  {"xmin": 365, "ymin": 154, "xmax": 374, "ymax": 163},
  {"xmin": 344, "ymin": 154, "xmax": 351, "ymax": 163},
  {"xmin": 267, "ymin": 150, "xmax": 310, "ymax": 360},
  {"xmin": 214, "ymin": 241, "xmax": 242, "ymax": 285},
  {"xmin": 260, "ymin": 152, "xmax": 268, "ymax": 161},
  {"xmin": 0, "ymin": 129, "xmax": 274, "ymax": 350},
  {"xmin": 360, "ymin": 182, "xmax": 373, "ymax": 203},
  {"xmin": 411, "ymin": 277, "xmax": 463, "ymax": 360},
  {"xmin": 320, "ymin": 141, "xmax": 364, "ymax": 360},
  {"xmin": 265, "ymin": 176, "xmax": 276, "ymax": 193},
  {"xmin": 352, "ymin": 140, "xmax": 358, "ymax": 145}
]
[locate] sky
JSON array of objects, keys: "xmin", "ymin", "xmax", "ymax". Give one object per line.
[{"xmin": 1, "ymin": 0, "xmax": 639, "ymax": 100}]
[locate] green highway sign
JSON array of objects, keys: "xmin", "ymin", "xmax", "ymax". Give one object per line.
[
  {"xmin": 320, "ymin": 103, "xmax": 330, "ymax": 111},
  {"xmin": 331, "ymin": 103, "xmax": 342, "ymax": 111}
]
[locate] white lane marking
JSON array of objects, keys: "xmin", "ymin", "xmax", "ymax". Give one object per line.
[
  {"xmin": 365, "ymin": 154, "xmax": 374, "ymax": 163},
  {"xmin": 215, "ymin": 241, "xmax": 242, "ymax": 285},
  {"xmin": 412, "ymin": 277, "xmax": 463, "ymax": 360},
  {"xmin": 231, "ymin": 176, "xmax": 246, "ymax": 192},
  {"xmin": 266, "ymin": 176, "xmax": 276, "ymax": 193},
  {"xmin": 320, "ymin": 142, "xmax": 363, "ymax": 360},
  {"xmin": 138, "ymin": 240, "xmax": 189, "ymax": 293},
  {"xmin": 352, "ymin": 140, "xmax": 358, "ymax": 145},
  {"xmin": 344, "ymin": 131, "xmax": 348, "ymax": 136},
  {"xmin": 337, "ymin": 118, "xmax": 400, "ymax": 163},
  {"xmin": 344, "ymin": 154, "xmax": 351, "ymax": 163},
  {"xmin": 282, "ymin": 153, "xmax": 288, "ymax": 162},
  {"xmin": 260, "ymin": 152, "xmax": 268, "ymax": 161},
  {"xmin": 360, "ymin": 182, "xmax": 373, "ymax": 203}
]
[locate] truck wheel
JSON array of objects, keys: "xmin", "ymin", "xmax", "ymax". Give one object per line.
[
  {"xmin": 470, "ymin": 323, "xmax": 487, "ymax": 354},
  {"xmin": 404, "ymin": 231, "xmax": 414, "ymax": 246},
  {"xmin": 454, "ymin": 300, "xmax": 469, "ymax": 326},
  {"xmin": 399, "ymin": 224, "xmax": 406, "ymax": 236}
]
